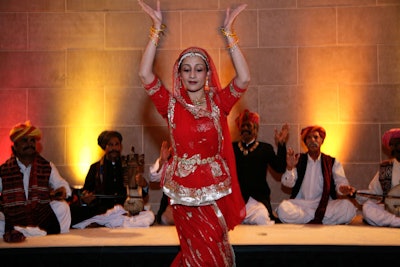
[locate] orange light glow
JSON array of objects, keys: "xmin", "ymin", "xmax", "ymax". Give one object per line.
[{"xmin": 67, "ymin": 128, "xmax": 103, "ymax": 185}]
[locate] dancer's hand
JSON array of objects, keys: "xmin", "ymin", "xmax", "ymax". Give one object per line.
[{"xmin": 138, "ymin": 0, "xmax": 163, "ymax": 28}]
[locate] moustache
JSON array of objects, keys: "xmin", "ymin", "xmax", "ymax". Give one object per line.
[
  {"xmin": 308, "ymin": 142, "xmax": 319, "ymax": 148},
  {"xmin": 241, "ymin": 130, "xmax": 252, "ymax": 135},
  {"xmin": 23, "ymin": 146, "xmax": 36, "ymax": 151}
]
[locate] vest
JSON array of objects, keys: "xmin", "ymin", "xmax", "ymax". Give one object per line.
[
  {"xmin": 0, "ymin": 155, "xmax": 60, "ymax": 234},
  {"xmin": 379, "ymin": 160, "xmax": 393, "ymax": 196},
  {"xmin": 291, "ymin": 153, "xmax": 336, "ymax": 224}
]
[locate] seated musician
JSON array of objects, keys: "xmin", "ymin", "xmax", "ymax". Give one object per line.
[
  {"xmin": 70, "ymin": 130, "xmax": 154, "ymax": 228},
  {"xmin": 356, "ymin": 128, "xmax": 400, "ymax": 227}
]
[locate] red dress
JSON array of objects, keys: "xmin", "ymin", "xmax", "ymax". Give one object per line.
[{"xmin": 144, "ymin": 47, "xmax": 246, "ymax": 266}]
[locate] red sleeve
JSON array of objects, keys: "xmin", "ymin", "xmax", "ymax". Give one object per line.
[
  {"xmin": 216, "ymin": 79, "xmax": 247, "ymax": 115},
  {"xmin": 143, "ymin": 76, "xmax": 170, "ymax": 118}
]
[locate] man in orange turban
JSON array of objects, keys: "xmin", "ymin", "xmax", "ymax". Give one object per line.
[
  {"xmin": 300, "ymin": 125, "xmax": 326, "ymax": 146},
  {"xmin": 276, "ymin": 125, "xmax": 357, "ymax": 225},
  {"xmin": 0, "ymin": 121, "xmax": 72, "ymax": 242},
  {"xmin": 357, "ymin": 128, "xmax": 400, "ymax": 227}
]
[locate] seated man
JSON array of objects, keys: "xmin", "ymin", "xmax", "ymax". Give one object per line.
[
  {"xmin": 356, "ymin": 128, "xmax": 400, "ymax": 227},
  {"xmin": 276, "ymin": 125, "xmax": 357, "ymax": 225},
  {"xmin": 0, "ymin": 121, "xmax": 71, "ymax": 242},
  {"xmin": 70, "ymin": 130, "xmax": 154, "ymax": 228},
  {"xmin": 149, "ymin": 141, "xmax": 174, "ymax": 225},
  {"xmin": 233, "ymin": 109, "xmax": 288, "ymax": 225}
]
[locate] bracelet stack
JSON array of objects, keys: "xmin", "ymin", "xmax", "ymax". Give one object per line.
[
  {"xmin": 149, "ymin": 24, "xmax": 166, "ymax": 47},
  {"xmin": 220, "ymin": 27, "xmax": 239, "ymax": 52}
]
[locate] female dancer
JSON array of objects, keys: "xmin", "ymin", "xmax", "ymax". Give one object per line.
[{"xmin": 138, "ymin": 1, "xmax": 250, "ymax": 265}]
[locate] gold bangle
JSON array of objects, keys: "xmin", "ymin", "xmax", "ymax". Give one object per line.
[
  {"xmin": 149, "ymin": 36, "xmax": 159, "ymax": 47},
  {"xmin": 229, "ymin": 42, "xmax": 238, "ymax": 53},
  {"xmin": 148, "ymin": 24, "xmax": 166, "ymax": 47},
  {"xmin": 150, "ymin": 24, "xmax": 166, "ymax": 36},
  {"xmin": 227, "ymin": 39, "xmax": 239, "ymax": 52},
  {"xmin": 227, "ymin": 38, "xmax": 239, "ymax": 48},
  {"xmin": 220, "ymin": 27, "xmax": 237, "ymax": 38}
]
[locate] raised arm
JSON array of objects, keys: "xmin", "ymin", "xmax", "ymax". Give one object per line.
[
  {"xmin": 221, "ymin": 4, "xmax": 250, "ymax": 89},
  {"xmin": 138, "ymin": 0, "xmax": 164, "ymax": 85},
  {"xmin": 274, "ymin": 123, "xmax": 290, "ymax": 146}
]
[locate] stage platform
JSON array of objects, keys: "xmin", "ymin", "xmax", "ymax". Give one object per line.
[{"xmin": 0, "ymin": 217, "xmax": 399, "ymax": 267}]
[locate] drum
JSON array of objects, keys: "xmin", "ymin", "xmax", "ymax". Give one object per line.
[
  {"xmin": 124, "ymin": 196, "xmax": 144, "ymax": 216},
  {"xmin": 385, "ymin": 184, "xmax": 400, "ymax": 216}
]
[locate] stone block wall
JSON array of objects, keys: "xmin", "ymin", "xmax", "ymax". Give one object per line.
[{"xmin": 0, "ymin": 0, "xmax": 399, "ymax": 210}]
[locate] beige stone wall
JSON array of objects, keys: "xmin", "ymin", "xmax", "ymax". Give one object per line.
[{"xmin": 0, "ymin": 0, "xmax": 399, "ymax": 210}]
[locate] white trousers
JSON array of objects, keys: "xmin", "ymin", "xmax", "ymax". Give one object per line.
[
  {"xmin": 242, "ymin": 197, "xmax": 275, "ymax": 225},
  {"xmin": 276, "ymin": 198, "xmax": 357, "ymax": 225},
  {"xmin": 362, "ymin": 200, "xmax": 400, "ymax": 227}
]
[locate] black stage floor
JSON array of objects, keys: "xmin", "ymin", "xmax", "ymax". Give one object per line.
[{"xmin": 2, "ymin": 244, "xmax": 399, "ymax": 267}]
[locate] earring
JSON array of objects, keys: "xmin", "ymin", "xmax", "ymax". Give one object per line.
[{"xmin": 205, "ymin": 77, "xmax": 209, "ymax": 91}]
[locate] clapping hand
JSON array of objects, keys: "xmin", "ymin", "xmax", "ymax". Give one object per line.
[
  {"xmin": 275, "ymin": 123, "xmax": 289, "ymax": 146},
  {"xmin": 286, "ymin": 147, "xmax": 300, "ymax": 170}
]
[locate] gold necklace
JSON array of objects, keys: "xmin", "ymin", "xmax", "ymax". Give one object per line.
[
  {"xmin": 192, "ymin": 97, "xmax": 206, "ymax": 106},
  {"xmin": 238, "ymin": 141, "xmax": 259, "ymax": 156}
]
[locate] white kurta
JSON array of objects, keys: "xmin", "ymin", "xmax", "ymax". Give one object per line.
[{"xmin": 358, "ymin": 159, "xmax": 400, "ymax": 227}]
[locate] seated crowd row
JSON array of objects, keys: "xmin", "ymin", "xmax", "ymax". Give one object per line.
[{"xmin": 0, "ymin": 114, "xmax": 399, "ymax": 243}]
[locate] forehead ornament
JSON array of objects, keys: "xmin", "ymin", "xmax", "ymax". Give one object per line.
[{"xmin": 178, "ymin": 52, "xmax": 209, "ymax": 69}]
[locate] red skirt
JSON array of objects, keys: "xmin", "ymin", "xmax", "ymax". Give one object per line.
[{"xmin": 170, "ymin": 203, "xmax": 235, "ymax": 267}]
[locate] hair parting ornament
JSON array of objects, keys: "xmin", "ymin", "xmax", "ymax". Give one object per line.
[{"xmin": 178, "ymin": 52, "xmax": 209, "ymax": 70}]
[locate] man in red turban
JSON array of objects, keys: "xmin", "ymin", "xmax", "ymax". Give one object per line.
[
  {"xmin": 0, "ymin": 121, "xmax": 72, "ymax": 242},
  {"xmin": 358, "ymin": 128, "xmax": 400, "ymax": 227},
  {"xmin": 276, "ymin": 125, "xmax": 357, "ymax": 225},
  {"xmin": 382, "ymin": 128, "xmax": 400, "ymax": 155},
  {"xmin": 233, "ymin": 109, "xmax": 288, "ymax": 225},
  {"xmin": 235, "ymin": 109, "xmax": 260, "ymax": 133},
  {"xmin": 300, "ymin": 125, "xmax": 326, "ymax": 145}
]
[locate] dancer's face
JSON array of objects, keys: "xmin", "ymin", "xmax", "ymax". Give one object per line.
[{"xmin": 179, "ymin": 56, "xmax": 209, "ymax": 93}]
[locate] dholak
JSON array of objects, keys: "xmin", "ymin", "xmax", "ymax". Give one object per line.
[
  {"xmin": 122, "ymin": 147, "xmax": 145, "ymax": 215},
  {"xmin": 124, "ymin": 196, "xmax": 144, "ymax": 216},
  {"xmin": 385, "ymin": 184, "xmax": 400, "ymax": 216}
]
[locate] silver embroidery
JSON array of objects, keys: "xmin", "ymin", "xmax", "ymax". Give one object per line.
[
  {"xmin": 164, "ymin": 179, "xmax": 232, "ymax": 206},
  {"xmin": 174, "ymin": 154, "xmax": 219, "ymax": 178},
  {"xmin": 210, "ymin": 161, "xmax": 222, "ymax": 177},
  {"xmin": 229, "ymin": 81, "xmax": 243, "ymax": 98},
  {"xmin": 145, "ymin": 79, "xmax": 162, "ymax": 96}
]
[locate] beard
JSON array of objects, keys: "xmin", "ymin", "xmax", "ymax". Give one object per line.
[{"xmin": 106, "ymin": 150, "xmax": 121, "ymax": 161}]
